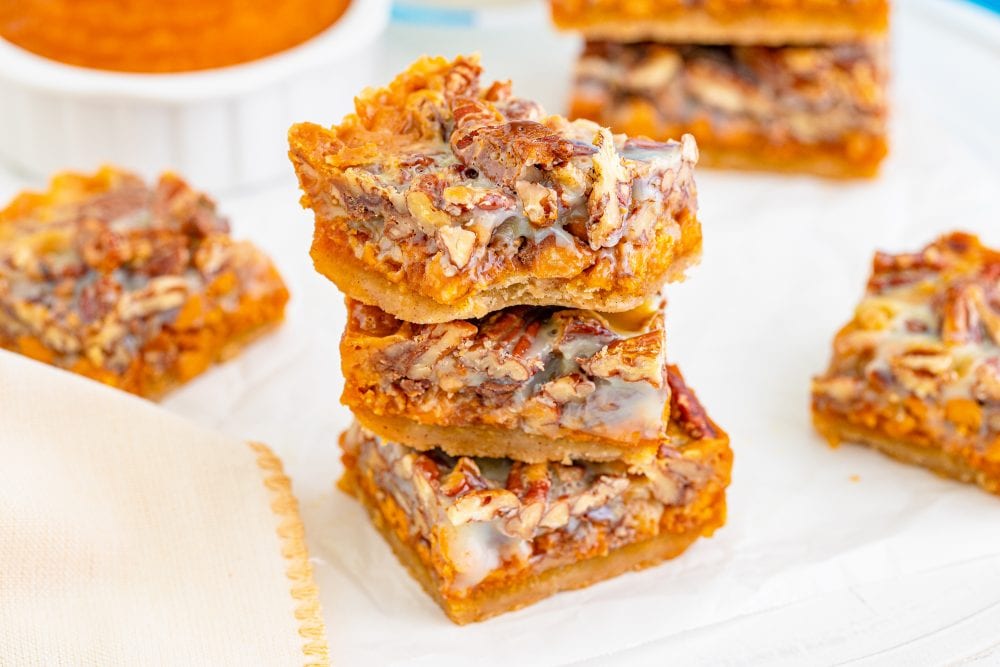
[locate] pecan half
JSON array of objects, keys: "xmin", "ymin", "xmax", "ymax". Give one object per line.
[
  {"xmin": 445, "ymin": 488, "xmax": 520, "ymax": 525},
  {"xmin": 888, "ymin": 343, "xmax": 954, "ymax": 398},
  {"xmin": 868, "ymin": 246, "xmax": 945, "ymax": 293},
  {"xmin": 117, "ymin": 276, "xmax": 189, "ymax": 320},
  {"xmin": 942, "ymin": 283, "xmax": 1000, "ymax": 346}
]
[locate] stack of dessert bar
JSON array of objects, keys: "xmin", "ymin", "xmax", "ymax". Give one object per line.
[
  {"xmin": 553, "ymin": 0, "xmax": 890, "ymax": 177},
  {"xmin": 288, "ymin": 55, "xmax": 732, "ymax": 624}
]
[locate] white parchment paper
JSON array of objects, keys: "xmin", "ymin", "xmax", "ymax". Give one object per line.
[{"xmin": 2, "ymin": 1, "xmax": 999, "ymax": 663}]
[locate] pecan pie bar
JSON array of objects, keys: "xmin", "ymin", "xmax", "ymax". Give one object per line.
[
  {"xmin": 341, "ymin": 298, "xmax": 669, "ymax": 463},
  {"xmin": 0, "ymin": 167, "xmax": 289, "ymax": 398},
  {"xmin": 288, "ymin": 55, "xmax": 701, "ymax": 324},
  {"xmin": 551, "ymin": 0, "xmax": 889, "ymax": 45},
  {"xmin": 340, "ymin": 365, "xmax": 731, "ymax": 623},
  {"xmin": 571, "ymin": 41, "xmax": 888, "ymax": 178},
  {"xmin": 812, "ymin": 233, "xmax": 1000, "ymax": 494}
]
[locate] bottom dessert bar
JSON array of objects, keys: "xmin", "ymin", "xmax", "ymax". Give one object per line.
[
  {"xmin": 339, "ymin": 365, "xmax": 731, "ymax": 623},
  {"xmin": 812, "ymin": 232, "xmax": 1000, "ymax": 495},
  {"xmin": 571, "ymin": 41, "xmax": 888, "ymax": 178}
]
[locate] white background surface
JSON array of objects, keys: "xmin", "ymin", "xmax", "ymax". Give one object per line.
[{"xmin": 2, "ymin": 1, "xmax": 1000, "ymax": 664}]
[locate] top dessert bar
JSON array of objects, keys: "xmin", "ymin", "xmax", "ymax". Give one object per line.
[
  {"xmin": 812, "ymin": 232, "xmax": 1000, "ymax": 494},
  {"xmin": 0, "ymin": 167, "xmax": 289, "ymax": 398},
  {"xmin": 289, "ymin": 55, "xmax": 701, "ymax": 324},
  {"xmin": 551, "ymin": 0, "xmax": 889, "ymax": 45}
]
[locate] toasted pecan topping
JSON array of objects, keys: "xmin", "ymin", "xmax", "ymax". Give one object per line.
[
  {"xmin": 575, "ymin": 40, "xmax": 887, "ymax": 147},
  {"xmin": 344, "ymin": 415, "xmax": 719, "ymax": 540},
  {"xmin": 579, "ymin": 330, "xmax": 665, "ymax": 388},
  {"xmin": 814, "ymin": 232, "xmax": 1000, "ymax": 444}
]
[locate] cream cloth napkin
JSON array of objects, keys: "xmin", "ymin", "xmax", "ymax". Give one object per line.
[{"xmin": 0, "ymin": 350, "xmax": 328, "ymax": 666}]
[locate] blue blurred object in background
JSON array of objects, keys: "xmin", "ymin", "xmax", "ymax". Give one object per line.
[
  {"xmin": 965, "ymin": 0, "xmax": 1000, "ymax": 13},
  {"xmin": 391, "ymin": 0, "xmax": 543, "ymax": 28}
]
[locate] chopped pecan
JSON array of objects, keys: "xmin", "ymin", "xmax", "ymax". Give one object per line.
[
  {"xmin": 585, "ymin": 128, "xmax": 631, "ymax": 250},
  {"xmin": 868, "ymin": 246, "xmax": 945, "ymax": 292},
  {"xmin": 569, "ymin": 475, "xmax": 629, "ymax": 516},
  {"xmin": 888, "ymin": 343, "xmax": 954, "ymax": 398},
  {"xmin": 554, "ymin": 310, "xmax": 616, "ymax": 344},
  {"xmin": 140, "ymin": 233, "xmax": 192, "ymax": 277},
  {"xmin": 445, "ymin": 488, "xmax": 520, "ymax": 525},
  {"xmin": 941, "ymin": 284, "xmax": 1000, "ymax": 345},
  {"xmin": 78, "ymin": 275, "xmax": 122, "ymax": 324},
  {"xmin": 152, "ymin": 174, "xmax": 229, "ymax": 237},
  {"xmin": 538, "ymin": 500, "xmax": 571, "ymax": 530},
  {"xmin": 437, "ymin": 226, "xmax": 477, "ymax": 269},
  {"xmin": 379, "ymin": 321, "xmax": 477, "ymax": 382},
  {"xmin": 578, "ymin": 330, "xmax": 664, "ymax": 388},
  {"xmin": 460, "ymin": 344, "xmax": 536, "ymax": 384},
  {"xmin": 514, "ymin": 180, "xmax": 558, "ymax": 227},
  {"xmin": 541, "ymin": 374, "xmax": 597, "ymax": 403},
  {"xmin": 502, "ymin": 502, "xmax": 544, "ymax": 539},
  {"xmin": 622, "ymin": 47, "xmax": 682, "ymax": 92},
  {"xmin": 506, "ymin": 462, "xmax": 551, "ymax": 505},
  {"xmin": 117, "ymin": 276, "xmax": 189, "ymax": 320},
  {"xmin": 76, "ymin": 219, "xmax": 130, "ymax": 273},
  {"xmin": 439, "ymin": 457, "xmax": 487, "ymax": 497},
  {"xmin": 973, "ymin": 359, "xmax": 1000, "ymax": 404}
]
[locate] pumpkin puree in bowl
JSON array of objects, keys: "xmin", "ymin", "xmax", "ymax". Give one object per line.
[{"xmin": 0, "ymin": 0, "xmax": 351, "ymax": 73}]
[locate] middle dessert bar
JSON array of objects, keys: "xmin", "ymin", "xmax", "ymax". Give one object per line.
[
  {"xmin": 289, "ymin": 55, "xmax": 701, "ymax": 324},
  {"xmin": 342, "ymin": 299, "xmax": 669, "ymax": 463}
]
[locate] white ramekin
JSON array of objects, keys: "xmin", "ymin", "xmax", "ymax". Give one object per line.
[{"xmin": 0, "ymin": 0, "xmax": 389, "ymax": 192}]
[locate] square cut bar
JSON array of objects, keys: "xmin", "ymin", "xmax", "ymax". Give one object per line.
[
  {"xmin": 571, "ymin": 41, "xmax": 888, "ymax": 178},
  {"xmin": 339, "ymin": 365, "xmax": 732, "ymax": 624},
  {"xmin": 812, "ymin": 232, "xmax": 1000, "ymax": 494},
  {"xmin": 288, "ymin": 54, "xmax": 701, "ymax": 324},
  {"xmin": 341, "ymin": 298, "xmax": 670, "ymax": 463},
  {"xmin": 550, "ymin": 0, "xmax": 889, "ymax": 45},
  {"xmin": 0, "ymin": 167, "xmax": 289, "ymax": 399}
]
